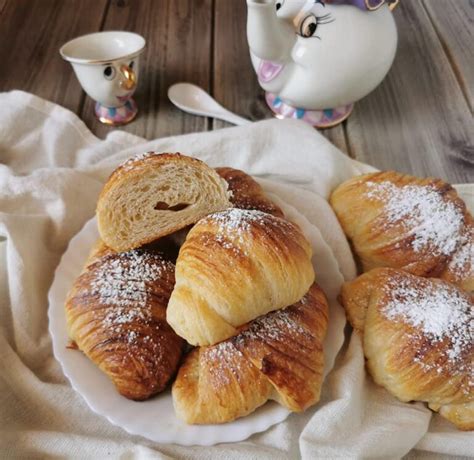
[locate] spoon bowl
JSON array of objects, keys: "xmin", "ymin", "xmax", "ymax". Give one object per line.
[{"xmin": 168, "ymin": 83, "xmax": 250, "ymax": 126}]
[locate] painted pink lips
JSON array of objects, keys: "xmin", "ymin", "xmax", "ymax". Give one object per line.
[{"xmin": 257, "ymin": 60, "xmax": 284, "ymax": 83}]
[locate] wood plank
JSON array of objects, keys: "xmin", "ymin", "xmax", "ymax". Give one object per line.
[
  {"xmin": 345, "ymin": 0, "xmax": 474, "ymax": 183},
  {"xmin": 212, "ymin": 0, "xmax": 348, "ymax": 154},
  {"xmin": 422, "ymin": 0, "xmax": 474, "ymax": 111},
  {"xmin": 0, "ymin": 0, "xmax": 108, "ymax": 113},
  {"xmin": 81, "ymin": 0, "xmax": 213, "ymax": 140},
  {"xmin": 0, "ymin": 0, "xmax": 8, "ymax": 15}
]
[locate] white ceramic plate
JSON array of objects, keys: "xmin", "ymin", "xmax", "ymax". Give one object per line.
[{"xmin": 48, "ymin": 183, "xmax": 348, "ymax": 445}]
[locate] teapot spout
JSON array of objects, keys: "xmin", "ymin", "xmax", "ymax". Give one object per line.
[{"xmin": 246, "ymin": 0, "xmax": 294, "ymax": 62}]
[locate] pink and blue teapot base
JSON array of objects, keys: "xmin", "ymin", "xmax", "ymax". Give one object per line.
[{"xmin": 265, "ymin": 93, "xmax": 353, "ymax": 129}]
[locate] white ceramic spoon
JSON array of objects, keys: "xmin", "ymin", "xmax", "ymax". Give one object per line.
[{"xmin": 168, "ymin": 83, "xmax": 251, "ymax": 126}]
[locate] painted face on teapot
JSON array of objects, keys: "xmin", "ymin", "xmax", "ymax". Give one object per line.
[{"xmin": 247, "ymin": 0, "xmax": 398, "ymax": 110}]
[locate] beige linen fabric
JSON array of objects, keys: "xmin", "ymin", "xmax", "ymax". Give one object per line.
[{"xmin": 0, "ymin": 91, "xmax": 472, "ymax": 459}]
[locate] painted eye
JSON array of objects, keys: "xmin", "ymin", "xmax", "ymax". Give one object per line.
[
  {"xmin": 103, "ymin": 66, "xmax": 116, "ymax": 80},
  {"xmin": 300, "ymin": 14, "xmax": 318, "ymax": 38},
  {"xmin": 129, "ymin": 60, "xmax": 135, "ymax": 69},
  {"xmin": 275, "ymin": 1, "xmax": 284, "ymax": 11}
]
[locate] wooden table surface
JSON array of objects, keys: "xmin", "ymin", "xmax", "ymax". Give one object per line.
[{"xmin": 1, "ymin": 0, "xmax": 473, "ymax": 183}]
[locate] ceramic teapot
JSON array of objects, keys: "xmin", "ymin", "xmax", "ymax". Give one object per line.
[{"xmin": 246, "ymin": 0, "xmax": 399, "ymax": 127}]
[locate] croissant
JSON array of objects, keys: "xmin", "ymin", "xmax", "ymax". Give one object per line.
[
  {"xmin": 216, "ymin": 167, "xmax": 284, "ymax": 218},
  {"xmin": 83, "ymin": 239, "xmax": 114, "ymax": 267},
  {"xmin": 172, "ymin": 282, "xmax": 329, "ymax": 424},
  {"xmin": 65, "ymin": 242, "xmax": 185, "ymax": 400},
  {"xmin": 340, "ymin": 267, "xmax": 473, "ymax": 430},
  {"xmin": 330, "ymin": 171, "xmax": 473, "ymax": 289},
  {"xmin": 430, "ymin": 401, "xmax": 474, "ymax": 431},
  {"xmin": 97, "ymin": 152, "xmax": 231, "ymax": 252},
  {"xmin": 166, "ymin": 208, "xmax": 315, "ymax": 345}
]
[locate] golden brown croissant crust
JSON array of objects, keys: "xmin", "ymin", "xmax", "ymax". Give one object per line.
[
  {"xmin": 166, "ymin": 208, "xmax": 315, "ymax": 346},
  {"xmin": 216, "ymin": 167, "xmax": 284, "ymax": 218},
  {"xmin": 330, "ymin": 171, "xmax": 473, "ymax": 290},
  {"xmin": 66, "ymin": 245, "xmax": 185, "ymax": 400},
  {"xmin": 340, "ymin": 268, "xmax": 473, "ymax": 430},
  {"xmin": 440, "ymin": 217, "xmax": 474, "ymax": 292},
  {"xmin": 431, "ymin": 401, "xmax": 474, "ymax": 431},
  {"xmin": 172, "ymin": 283, "xmax": 329, "ymax": 424}
]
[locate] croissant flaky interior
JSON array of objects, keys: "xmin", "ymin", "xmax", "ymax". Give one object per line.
[
  {"xmin": 65, "ymin": 242, "xmax": 185, "ymax": 400},
  {"xmin": 340, "ymin": 267, "xmax": 473, "ymax": 430},
  {"xmin": 330, "ymin": 171, "xmax": 473, "ymax": 291},
  {"xmin": 96, "ymin": 153, "xmax": 231, "ymax": 252},
  {"xmin": 172, "ymin": 282, "xmax": 329, "ymax": 424},
  {"xmin": 166, "ymin": 208, "xmax": 315, "ymax": 346}
]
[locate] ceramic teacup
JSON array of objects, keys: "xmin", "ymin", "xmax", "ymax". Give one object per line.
[{"xmin": 60, "ymin": 31, "xmax": 146, "ymax": 125}]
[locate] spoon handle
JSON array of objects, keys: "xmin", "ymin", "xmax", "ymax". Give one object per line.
[{"xmin": 216, "ymin": 110, "xmax": 252, "ymax": 126}]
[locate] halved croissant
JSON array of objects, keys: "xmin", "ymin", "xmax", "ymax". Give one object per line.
[
  {"xmin": 216, "ymin": 167, "xmax": 284, "ymax": 218},
  {"xmin": 65, "ymin": 242, "xmax": 185, "ymax": 400},
  {"xmin": 166, "ymin": 208, "xmax": 315, "ymax": 346},
  {"xmin": 172, "ymin": 282, "xmax": 329, "ymax": 424},
  {"xmin": 330, "ymin": 171, "xmax": 473, "ymax": 290},
  {"xmin": 340, "ymin": 268, "xmax": 473, "ymax": 430},
  {"xmin": 97, "ymin": 152, "xmax": 231, "ymax": 252}
]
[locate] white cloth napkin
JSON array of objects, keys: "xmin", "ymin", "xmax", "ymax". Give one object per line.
[{"xmin": 0, "ymin": 90, "xmax": 472, "ymax": 459}]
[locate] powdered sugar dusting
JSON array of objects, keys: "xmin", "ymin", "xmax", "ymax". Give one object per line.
[
  {"xmin": 208, "ymin": 208, "xmax": 270, "ymax": 232},
  {"xmin": 203, "ymin": 341, "xmax": 244, "ymax": 388},
  {"xmin": 91, "ymin": 250, "xmax": 171, "ymax": 308},
  {"xmin": 382, "ymin": 278, "xmax": 473, "ymax": 387},
  {"xmin": 237, "ymin": 291, "xmax": 312, "ymax": 344},
  {"xmin": 239, "ymin": 302, "xmax": 308, "ymax": 344},
  {"xmin": 89, "ymin": 250, "xmax": 173, "ymax": 345},
  {"xmin": 202, "ymin": 209, "xmax": 268, "ymax": 256},
  {"xmin": 119, "ymin": 151, "xmax": 157, "ymax": 171},
  {"xmin": 203, "ymin": 208, "xmax": 292, "ymax": 252},
  {"xmin": 448, "ymin": 228, "xmax": 473, "ymax": 278},
  {"xmin": 365, "ymin": 181, "xmax": 464, "ymax": 255},
  {"xmin": 201, "ymin": 292, "xmax": 312, "ymax": 387}
]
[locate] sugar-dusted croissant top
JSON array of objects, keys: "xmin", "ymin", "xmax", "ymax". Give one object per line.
[
  {"xmin": 66, "ymin": 246, "xmax": 185, "ymax": 400},
  {"xmin": 166, "ymin": 208, "xmax": 315, "ymax": 346},
  {"xmin": 172, "ymin": 282, "xmax": 329, "ymax": 424},
  {"xmin": 377, "ymin": 272, "xmax": 472, "ymax": 385},
  {"xmin": 364, "ymin": 180, "xmax": 464, "ymax": 254},
  {"xmin": 341, "ymin": 268, "xmax": 473, "ymax": 430},
  {"xmin": 330, "ymin": 171, "xmax": 473, "ymax": 290}
]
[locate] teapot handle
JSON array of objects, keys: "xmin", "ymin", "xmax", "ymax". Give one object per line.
[
  {"xmin": 388, "ymin": 0, "xmax": 399, "ymax": 11},
  {"xmin": 365, "ymin": 0, "xmax": 399, "ymax": 11}
]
